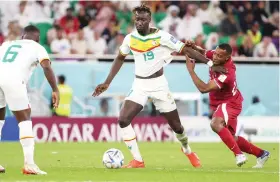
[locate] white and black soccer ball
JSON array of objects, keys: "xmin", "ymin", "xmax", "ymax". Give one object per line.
[{"xmin": 102, "ymin": 148, "xmax": 124, "ymax": 169}]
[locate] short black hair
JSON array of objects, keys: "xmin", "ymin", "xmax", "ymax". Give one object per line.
[
  {"xmin": 218, "ymin": 43, "xmax": 232, "ymax": 55},
  {"xmin": 23, "ymin": 25, "xmax": 39, "ymax": 34},
  {"xmin": 58, "ymin": 75, "xmax": 65, "ymax": 84},
  {"xmin": 133, "ymin": 4, "xmax": 151, "ymax": 16}
]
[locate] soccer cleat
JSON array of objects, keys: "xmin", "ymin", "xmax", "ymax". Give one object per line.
[
  {"xmin": 252, "ymin": 150, "xmax": 270, "ymax": 169},
  {"xmin": 121, "ymin": 159, "xmax": 145, "ymax": 168},
  {"xmin": 22, "ymin": 164, "xmax": 47, "ymax": 175},
  {"xmin": 181, "ymin": 148, "xmax": 201, "ymax": 168},
  {"xmin": 0, "ymin": 165, "xmax": 5, "ymax": 173},
  {"xmin": 236, "ymin": 154, "xmax": 247, "ymax": 167}
]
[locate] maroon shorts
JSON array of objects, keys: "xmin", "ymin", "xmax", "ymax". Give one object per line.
[{"xmin": 211, "ymin": 102, "xmax": 242, "ymax": 135}]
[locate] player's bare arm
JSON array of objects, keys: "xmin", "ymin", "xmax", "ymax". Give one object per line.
[
  {"xmin": 183, "ymin": 42, "xmax": 227, "ymax": 74},
  {"xmin": 181, "ymin": 45, "xmax": 210, "ymax": 65},
  {"xmin": 93, "ymin": 52, "xmax": 126, "ymax": 97},
  {"xmin": 40, "ymin": 60, "xmax": 60, "ymax": 108},
  {"xmin": 185, "ymin": 40, "xmax": 206, "ymax": 55},
  {"xmin": 185, "ymin": 55, "xmax": 219, "ymax": 93}
]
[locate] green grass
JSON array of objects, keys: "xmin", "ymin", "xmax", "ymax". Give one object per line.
[{"xmin": 0, "ymin": 142, "xmax": 279, "ymax": 182}]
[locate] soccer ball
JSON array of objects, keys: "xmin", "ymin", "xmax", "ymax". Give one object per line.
[{"xmin": 102, "ymin": 148, "xmax": 124, "ymax": 169}]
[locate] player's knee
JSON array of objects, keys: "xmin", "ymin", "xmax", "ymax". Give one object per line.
[
  {"xmin": 210, "ymin": 118, "xmax": 224, "ymax": 132},
  {"xmin": 118, "ymin": 116, "xmax": 131, "ymax": 128}
]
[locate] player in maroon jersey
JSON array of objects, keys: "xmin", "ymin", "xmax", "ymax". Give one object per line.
[{"xmin": 185, "ymin": 42, "xmax": 270, "ymax": 168}]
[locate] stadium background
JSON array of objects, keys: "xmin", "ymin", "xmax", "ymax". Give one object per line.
[{"xmin": 0, "ymin": 1, "xmax": 279, "ymax": 181}]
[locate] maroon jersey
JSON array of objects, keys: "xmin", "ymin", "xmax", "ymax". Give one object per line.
[{"xmin": 205, "ymin": 50, "xmax": 244, "ymax": 109}]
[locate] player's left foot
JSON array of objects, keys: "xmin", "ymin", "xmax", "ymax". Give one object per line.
[
  {"xmin": 252, "ymin": 150, "xmax": 270, "ymax": 169},
  {"xmin": 181, "ymin": 148, "xmax": 201, "ymax": 168},
  {"xmin": 236, "ymin": 154, "xmax": 247, "ymax": 167},
  {"xmin": 122, "ymin": 159, "xmax": 145, "ymax": 168},
  {"xmin": 0, "ymin": 165, "xmax": 5, "ymax": 173}
]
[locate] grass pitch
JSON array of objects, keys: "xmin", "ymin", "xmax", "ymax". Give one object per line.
[{"xmin": 0, "ymin": 142, "xmax": 278, "ymax": 182}]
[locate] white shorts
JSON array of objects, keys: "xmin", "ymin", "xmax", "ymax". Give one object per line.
[
  {"xmin": 0, "ymin": 80, "xmax": 30, "ymax": 111},
  {"xmin": 125, "ymin": 75, "xmax": 176, "ymax": 113}
]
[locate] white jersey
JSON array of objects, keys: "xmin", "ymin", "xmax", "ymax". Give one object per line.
[
  {"xmin": 119, "ymin": 28, "xmax": 184, "ymax": 77},
  {"xmin": 0, "ymin": 40, "xmax": 50, "ymax": 83}
]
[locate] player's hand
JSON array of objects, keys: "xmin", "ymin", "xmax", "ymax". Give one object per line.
[
  {"xmin": 211, "ymin": 65, "xmax": 228, "ymax": 74},
  {"xmin": 185, "ymin": 54, "xmax": 195, "ymax": 71},
  {"xmin": 185, "ymin": 40, "xmax": 195, "ymax": 48},
  {"xmin": 52, "ymin": 91, "xmax": 60, "ymax": 108},
  {"xmin": 93, "ymin": 83, "xmax": 109, "ymax": 97}
]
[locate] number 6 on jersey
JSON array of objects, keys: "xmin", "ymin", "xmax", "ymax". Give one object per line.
[{"xmin": 2, "ymin": 45, "xmax": 22, "ymax": 63}]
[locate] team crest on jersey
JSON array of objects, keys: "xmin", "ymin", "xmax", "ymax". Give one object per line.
[
  {"xmin": 218, "ymin": 74, "xmax": 227, "ymax": 82},
  {"xmin": 170, "ymin": 36, "xmax": 178, "ymax": 44}
]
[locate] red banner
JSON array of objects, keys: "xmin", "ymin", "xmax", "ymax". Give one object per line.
[{"xmin": 32, "ymin": 117, "xmax": 175, "ymax": 142}]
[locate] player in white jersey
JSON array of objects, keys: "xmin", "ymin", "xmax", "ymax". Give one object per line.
[
  {"xmin": 93, "ymin": 4, "xmax": 225, "ymax": 168},
  {"xmin": 0, "ymin": 25, "xmax": 59, "ymax": 175}
]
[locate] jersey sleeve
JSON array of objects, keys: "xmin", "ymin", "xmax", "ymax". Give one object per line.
[
  {"xmin": 119, "ymin": 34, "xmax": 131, "ymax": 56},
  {"xmin": 205, "ymin": 50, "xmax": 214, "ymax": 59},
  {"xmin": 160, "ymin": 31, "xmax": 185, "ymax": 53},
  {"xmin": 36, "ymin": 44, "xmax": 50, "ymax": 63}
]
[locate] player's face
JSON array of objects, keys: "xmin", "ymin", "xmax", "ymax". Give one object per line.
[
  {"xmin": 134, "ymin": 12, "xmax": 151, "ymax": 35},
  {"xmin": 213, "ymin": 48, "xmax": 229, "ymax": 65}
]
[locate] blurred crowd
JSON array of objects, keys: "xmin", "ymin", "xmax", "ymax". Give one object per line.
[{"xmin": 0, "ymin": 0, "xmax": 279, "ymax": 57}]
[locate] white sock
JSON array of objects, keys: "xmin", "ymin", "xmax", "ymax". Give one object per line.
[
  {"xmin": 19, "ymin": 121, "xmax": 35, "ymax": 165},
  {"xmin": 120, "ymin": 124, "xmax": 143, "ymax": 162},
  {"xmin": 0, "ymin": 120, "xmax": 4, "ymax": 140},
  {"xmin": 176, "ymin": 128, "xmax": 192, "ymax": 155}
]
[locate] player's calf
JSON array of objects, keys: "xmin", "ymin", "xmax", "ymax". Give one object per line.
[
  {"xmin": 212, "ymin": 117, "xmax": 243, "ymax": 157},
  {"xmin": 235, "ymin": 136, "xmax": 264, "ymax": 157}
]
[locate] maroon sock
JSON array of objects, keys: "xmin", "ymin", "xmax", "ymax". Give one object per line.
[
  {"xmin": 218, "ymin": 127, "xmax": 242, "ymax": 155},
  {"xmin": 236, "ymin": 136, "xmax": 264, "ymax": 157}
]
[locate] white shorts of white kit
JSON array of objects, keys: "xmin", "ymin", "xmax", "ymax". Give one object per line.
[
  {"xmin": 0, "ymin": 80, "xmax": 30, "ymax": 111},
  {"xmin": 125, "ymin": 75, "xmax": 176, "ymax": 113}
]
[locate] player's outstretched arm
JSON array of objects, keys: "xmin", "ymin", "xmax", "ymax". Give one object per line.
[
  {"xmin": 185, "ymin": 55, "xmax": 219, "ymax": 93},
  {"xmin": 185, "ymin": 40, "xmax": 206, "ymax": 55},
  {"xmin": 93, "ymin": 52, "xmax": 126, "ymax": 97},
  {"xmin": 183, "ymin": 42, "xmax": 227, "ymax": 74},
  {"xmin": 40, "ymin": 60, "xmax": 60, "ymax": 108},
  {"xmin": 181, "ymin": 45, "xmax": 213, "ymax": 66}
]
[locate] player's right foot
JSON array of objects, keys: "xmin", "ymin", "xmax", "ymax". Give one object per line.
[
  {"xmin": 0, "ymin": 165, "xmax": 5, "ymax": 173},
  {"xmin": 121, "ymin": 159, "xmax": 145, "ymax": 168},
  {"xmin": 252, "ymin": 150, "xmax": 270, "ymax": 169},
  {"xmin": 181, "ymin": 148, "xmax": 201, "ymax": 168},
  {"xmin": 236, "ymin": 154, "xmax": 247, "ymax": 167},
  {"xmin": 22, "ymin": 164, "xmax": 47, "ymax": 175}
]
